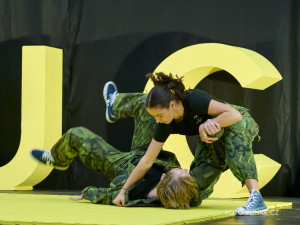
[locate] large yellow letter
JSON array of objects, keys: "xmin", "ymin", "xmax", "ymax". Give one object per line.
[
  {"xmin": 0, "ymin": 46, "xmax": 62, "ymax": 190},
  {"xmin": 144, "ymin": 43, "xmax": 282, "ymax": 197}
]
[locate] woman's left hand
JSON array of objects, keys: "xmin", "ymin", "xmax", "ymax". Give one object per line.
[
  {"xmin": 201, "ymin": 119, "xmax": 221, "ymax": 135},
  {"xmin": 199, "ymin": 120, "xmax": 221, "ymax": 143},
  {"xmin": 113, "ymin": 190, "xmax": 126, "ymax": 207}
]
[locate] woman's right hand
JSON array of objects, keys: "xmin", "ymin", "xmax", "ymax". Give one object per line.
[
  {"xmin": 112, "ymin": 189, "xmax": 126, "ymax": 207},
  {"xmin": 111, "ymin": 139, "xmax": 163, "ymax": 206}
]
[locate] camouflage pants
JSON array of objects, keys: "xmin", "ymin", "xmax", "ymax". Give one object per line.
[
  {"xmin": 51, "ymin": 93, "xmax": 155, "ymax": 181},
  {"xmin": 113, "ymin": 93, "xmax": 259, "ymax": 193},
  {"xmin": 190, "ymin": 104, "xmax": 259, "ymax": 199},
  {"xmin": 51, "ymin": 92, "xmax": 258, "ymax": 199}
]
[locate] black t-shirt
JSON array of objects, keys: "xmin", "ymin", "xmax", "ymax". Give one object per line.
[
  {"xmin": 128, "ymin": 163, "xmax": 166, "ymax": 200},
  {"xmin": 153, "ymin": 89, "xmax": 224, "ymax": 143}
]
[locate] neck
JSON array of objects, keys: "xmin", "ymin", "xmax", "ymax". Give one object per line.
[
  {"xmin": 147, "ymin": 187, "xmax": 158, "ymax": 198},
  {"xmin": 173, "ymin": 101, "xmax": 184, "ymax": 122}
]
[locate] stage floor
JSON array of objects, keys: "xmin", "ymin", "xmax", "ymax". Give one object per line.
[{"xmin": 0, "ymin": 190, "xmax": 297, "ymax": 225}]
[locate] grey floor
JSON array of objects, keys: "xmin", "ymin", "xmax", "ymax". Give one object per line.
[{"xmin": 188, "ymin": 197, "xmax": 300, "ymax": 225}]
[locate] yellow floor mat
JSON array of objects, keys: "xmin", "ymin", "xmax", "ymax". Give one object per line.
[{"xmin": 0, "ymin": 193, "xmax": 291, "ymax": 225}]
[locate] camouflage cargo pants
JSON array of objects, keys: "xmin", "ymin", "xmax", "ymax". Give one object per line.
[
  {"xmin": 51, "ymin": 93, "xmax": 155, "ymax": 181},
  {"xmin": 51, "ymin": 92, "xmax": 258, "ymax": 199},
  {"xmin": 190, "ymin": 104, "xmax": 259, "ymax": 199},
  {"xmin": 113, "ymin": 93, "xmax": 259, "ymax": 195}
]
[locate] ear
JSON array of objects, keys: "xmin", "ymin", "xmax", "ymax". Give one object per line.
[
  {"xmin": 169, "ymin": 101, "xmax": 175, "ymax": 109},
  {"xmin": 160, "ymin": 173, "xmax": 166, "ymax": 180}
]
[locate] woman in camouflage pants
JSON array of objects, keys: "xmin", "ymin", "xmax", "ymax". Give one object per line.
[{"xmin": 113, "ymin": 73, "xmax": 268, "ymax": 215}]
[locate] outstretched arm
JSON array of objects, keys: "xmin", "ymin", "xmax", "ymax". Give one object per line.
[{"xmin": 112, "ymin": 139, "xmax": 164, "ymax": 206}]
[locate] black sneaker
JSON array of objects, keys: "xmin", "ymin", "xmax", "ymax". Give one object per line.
[
  {"xmin": 30, "ymin": 149, "xmax": 69, "ymax": 171},
  {"xmin": 103, "ymin": 81, "xmax": 119, "ymax": 123}
]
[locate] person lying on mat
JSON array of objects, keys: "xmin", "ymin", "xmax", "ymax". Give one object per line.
[
  {"xmin": 30, "ymin": 81, "xmax": 202, "ymax": 209},
  {"xmin": 112, "ymin": 72, "xmax": 268, "ymax": 215}
]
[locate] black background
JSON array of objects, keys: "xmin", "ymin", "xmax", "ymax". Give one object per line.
[{"xmin": 0, "ymin": 0, "xmax": 299, "ymax": 197}]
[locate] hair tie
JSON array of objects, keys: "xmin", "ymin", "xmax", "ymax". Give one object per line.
[
  {"xmin": 167, "ymin": 83, "xmax": 175, "ymax": 94},
  {"xmin": 167, "ymin": 83, "xmax": 173, "ymax": 89}
]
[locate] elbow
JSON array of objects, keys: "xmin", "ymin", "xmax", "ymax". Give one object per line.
[
  {"xmin": 229, "ymin": 107, "xmax": 242, "ymax": 124},
  {"xmin": 236, "ymin": 111, "xmax": 242, "ymax": 122}
]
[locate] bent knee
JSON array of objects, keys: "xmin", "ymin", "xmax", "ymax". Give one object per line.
[{"xmin": 68, "ymin": 126, "xmax": 90, "ymax": 135}]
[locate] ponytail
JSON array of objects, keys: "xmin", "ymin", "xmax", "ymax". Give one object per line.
[{"xmin": 146, "ymin": 72, "xmax": 190, "ymax": 108}]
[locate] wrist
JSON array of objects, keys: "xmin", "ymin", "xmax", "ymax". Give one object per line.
[
  {"xmin": 121, "ymin": 187, "xmax": 128, "ymax": 192},
  {"xmin": 199, "ymin": 124, "xmax": 203, "ymax": 130}
]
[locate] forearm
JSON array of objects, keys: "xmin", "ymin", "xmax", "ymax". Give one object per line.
[
  {"xmin": 207, "ymin": 100, "xmax": 242, "ymax": 128},
  {"xmin": 122, "ymin": 157, "xmax": 152, "ymax": 191},
  {"xmin": 121, "ymin": 139, "xmax": 163, "ymax": 191},
  {"xmin": 211, "ymin": 110, "xmax": 242, "ymax": 127},
  {"xmin": 112, "ymin": 162, "xmax": 150, "ymax": 206}
]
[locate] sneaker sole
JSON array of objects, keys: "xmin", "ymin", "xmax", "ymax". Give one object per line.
[
  {"xmin": 103, "ymin": 81, "xmax": 118, "ymax": 123},
  {"xmin": 103, "ymin": 81, "xmax": 117, "ymax": 102},
  {"xmin": 54, "ymin": 165, "xmax": 69, "ymax": 171},
  {"xmin": 235, "ymin": 208, "xmax": 268, "ymax": 216},
  {"xmin": 106, "ymin": 109, "xmax": 116, "ymax": 123}
]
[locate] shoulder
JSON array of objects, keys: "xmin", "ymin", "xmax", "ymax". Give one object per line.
[
  {"xmin": 188, "ymin": 89, "xmax": 212, "ymax": 98},
  {"xmin": 154, "ymin": 122, "xmax": 172, "ymax": 143},
  {"xmin": 182, "ymin": 89, "xmax": 217, "ymax": 115},
  {"xmin": 185, "ymin": 89, "xmax": 225, "ymax": 105},
  {"xmin": 156, "ymin": 122, "xmax": 172, "ymax": 132}
]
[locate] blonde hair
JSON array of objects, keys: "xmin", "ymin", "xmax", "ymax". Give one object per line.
[{"xmin": 157, "ymin": 171, "xmax": 198, "ymax": 209}]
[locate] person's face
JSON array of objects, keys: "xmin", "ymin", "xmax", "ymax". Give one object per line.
[
  {"xmin": 147, "ymin": 102, "xmax": 175, "ymax": 124},
  {"xmin": 169, "ymin": 168, "xmax": 190, "ymax": 177},
  {"xmin": 160, "ymin": 168, "xmax": 191, "ymax": 180}
]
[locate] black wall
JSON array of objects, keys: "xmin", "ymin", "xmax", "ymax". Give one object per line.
[{"xmin": 0, "ymin": 0, "xmax": 299, "ymax": 197}]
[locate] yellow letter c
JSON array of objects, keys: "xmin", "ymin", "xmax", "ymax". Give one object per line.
[{"xmin": 144, "ymin": 43, "xmax": 282, "ymax": 198}]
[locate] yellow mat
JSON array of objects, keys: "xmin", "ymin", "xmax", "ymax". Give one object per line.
[{"xmin": 0, "ymin": 193, "xmax": 291, "ymax": 225}]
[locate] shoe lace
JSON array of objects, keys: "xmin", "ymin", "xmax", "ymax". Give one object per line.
[
  {"xmin": 41, "ymin": 151, "xmax": 54, "ymax": 164},
  {"xmin": 107, "ymin": 92, "xmax": 118, "ymax": 106},
  {"xmin": 244, "ymin": 191, "xmax": 259, "ymax": 209}
]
